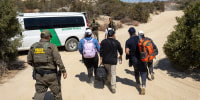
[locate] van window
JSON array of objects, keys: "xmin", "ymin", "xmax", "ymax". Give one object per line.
[{"xmin": 24, "ymin": 16, "xmax": 85, "ymax": 30}]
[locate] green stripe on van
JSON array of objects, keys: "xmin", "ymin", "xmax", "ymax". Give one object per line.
[
  {"xmin": 62, "ymin": 27, "xmax": 81, "ymax": 31},
  {"xmin": 40, "ymin": 29, "xmax": 61, "ymax": 46}
]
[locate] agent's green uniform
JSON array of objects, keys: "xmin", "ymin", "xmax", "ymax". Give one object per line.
[
  {"xmin": 108, "ymin": 21, "xmax": 116, "ymax": 31},
  {"xmin": 90, "ymin": 22, "xmax": 100, "ymax": 41},
  {"xmin": 27, "ymin": 30, "xmax": 66, "ymax": 100}
]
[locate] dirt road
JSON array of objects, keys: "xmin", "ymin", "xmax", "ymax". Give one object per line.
[{"xmin": 1, "ymin": 11, "xmax": 200, "ymax": 100}]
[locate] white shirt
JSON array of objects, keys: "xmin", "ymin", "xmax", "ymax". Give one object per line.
[{"xmin": 105, "ymin": 28, "xmax": 115, "ymax": 34}]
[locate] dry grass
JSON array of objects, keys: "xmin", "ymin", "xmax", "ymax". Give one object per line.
[
  {"xmin": 132, "ymin": 20, "xmax": 139, "ymax": 26},
  {"xmin": 120, "ymin": 17, "xmax": 139, "ymax": 26}
]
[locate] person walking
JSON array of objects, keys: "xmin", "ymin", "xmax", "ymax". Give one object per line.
[
  {"xmin": 104, "ymin": 25, "xmax": 115, "ymax": 39},
  {"xmin": 138, "ymin": 31, "xmax": 158, "ymax": 80},
  {"xmin": 100, "ymin": 29, "xmax": 123, "ymax": 93},
  {"xmin": 27, "ymin": 29, "xmax": 67, "ymax": 100},
  {"xmin": 125, "ymin": 27, "xmax": 147, "ymax": 95},
  {"xmin": 78, "ymin": 29, "xmax": 100, "ymax": 85},
  {"xmin": 89, "ymin": 19, "xmax": 100, "ymax": 41}
]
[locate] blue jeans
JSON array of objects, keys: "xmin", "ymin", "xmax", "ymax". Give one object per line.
[
  {"xmin": 133, "ymin": 67, "xmax": 147, "ymax": 87},
  {"xmin": 131, "ymin": 59, "xmax": 147, "ymax": 87}
]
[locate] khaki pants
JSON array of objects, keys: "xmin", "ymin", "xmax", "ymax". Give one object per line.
[
  {"xmin": 92, "ymin": 30, "xmax": 99, "ymax": 41},
  {"xmin": 104, "ymin": 64, "xmax": 116, "ymax": 89},
  {"xmin": 34, "ymin": 73, "xmax": 62, "ymax": 100}
]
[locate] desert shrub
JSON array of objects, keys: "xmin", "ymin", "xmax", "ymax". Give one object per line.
[
  {"xmin": 132, "ymin": 20, "xmax": 139, "ymax": 26},
  {"xmin": 0, "ymin": 0, "xmax": 22, "ymax": 76},
  {"xmin": 163, "ymin": 1, "xmax": 200, "ymax": 71},
  {"xmin": 0, "ymin": 60, "xmax": 8, "ymax": 78},
  {"xmin": 99, "ymin": 23, "xmax": 108, "ymax": 31},
  {"xmin": 153, "ymin": 0, "xmax": 165, "ymax": 12}
]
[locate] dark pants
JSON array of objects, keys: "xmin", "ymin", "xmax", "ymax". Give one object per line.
[
  {"xmin": 147, "ymin": 60, "xmax": 154, "ymax": 74},
  {"xmin": 131, "ymin": 59, "xmax": 147, "ymax": 87},
  {"xmin": 83, "ymin": 54, "xmax": 99, "ymax": 78}
]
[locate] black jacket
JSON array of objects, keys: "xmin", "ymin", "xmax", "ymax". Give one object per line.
[{"xmin": 100, "ymin": 38, "xmax": 123, "ymax": 65}]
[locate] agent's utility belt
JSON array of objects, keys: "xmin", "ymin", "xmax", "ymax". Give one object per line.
[
  {"xmin": 36, "ymin": 69, "xmax": 57, "ymax": 77},
  {"xmin": 34, "ymin": 63, "xmax": 50, "ymax": 67}
]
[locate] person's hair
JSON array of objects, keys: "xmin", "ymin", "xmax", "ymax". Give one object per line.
[
  {"xmin": 140, "ymin": 34, "xmax": 145, "ymax": 38},
  {"xmin": 129, "ymin": 32, "xmax": 135, "ymax": 35},
  {"xmin": 107, "ymin": 30, "xmax": 115, "ymax": 37},
  {"xmin": 40, "ymin": 34, "xmax": 49, "ymax": 39},
  {"xmin": 85, "ymin": 34, "xmax": 92, "ymax": 38}
]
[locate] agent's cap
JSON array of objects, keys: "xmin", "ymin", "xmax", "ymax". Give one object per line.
[
  {"xmin": 128, "ymin": 27, "xmax": 136, "ymax": 34},
  {"xmin": 41, "ymin": 30, "xmax": 52, "ymax": 38}
]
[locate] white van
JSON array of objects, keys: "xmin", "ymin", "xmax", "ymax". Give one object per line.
[{"xmin": 17, "ymin": 12, "xmax": 88, "ymax": 51}]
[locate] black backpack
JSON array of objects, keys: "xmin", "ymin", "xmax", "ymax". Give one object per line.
[{"xmin": 96, "ymin": 64, "xmax": 107, "ymax": 81}]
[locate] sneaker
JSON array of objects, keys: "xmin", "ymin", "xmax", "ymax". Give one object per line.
[
  {"xmin": 141, "ymin": 86, "xmax": 145, "ymax": 95},
  {"xmin": 111, "ymin": 89, "xmax": 116, "ymax": 94},
  {"xmin": 147, "ymin": 76, "xmax": 151, "ymax": 80},
  {"xmin": 89, "ymin": 77, "xmax": 94, "ymax": 86},
  {"xmin": 141, "ymin": 87, "xmax": 145, "ymax": 95},
  {"xmin": 151, "ymin": 73, "xmax": 155, "ymax": 80}
]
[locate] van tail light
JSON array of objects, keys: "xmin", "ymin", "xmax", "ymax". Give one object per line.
[{"xmin": 86, "ymin": 20, "xmax": 89, "ymax": 26}]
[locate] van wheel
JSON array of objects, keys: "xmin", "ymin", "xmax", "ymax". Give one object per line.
[{"xmin": 65, "ymin": 38, "xmax": 78, "ymax": 51}]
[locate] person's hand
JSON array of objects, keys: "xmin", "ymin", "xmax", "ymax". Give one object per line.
[
  {"xmin": 100, "ymin": 57, "xmax": 103, "ymax": 64},
  {"xmin": 119, "ymin": 55, "xmax": 122, "ymax": 61},
  {"xmin": 100, "ymin": 59, "xmax": 103, "ymax": 64},
  {"xmin": 63, "ymin": 73, "xmax": 67, "ymax": 79},
  {"xmin": 118, "ymin": 55, "xmax": 122, "ymax": 64}
]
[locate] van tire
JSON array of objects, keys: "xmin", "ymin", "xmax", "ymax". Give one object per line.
[{"xmin": 65, "ymin": 38, "xmax": 78, "ymax": 51}]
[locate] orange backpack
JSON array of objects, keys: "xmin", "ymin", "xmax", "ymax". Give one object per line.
[{"xmin": 138, "ymin": 38, "xmax": 155, "ymax": 62}]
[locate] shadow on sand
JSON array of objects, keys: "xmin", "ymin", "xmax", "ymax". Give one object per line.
[
  {"xmin": 75, "ymin": 72, "xmax": 105, "ymax": 89},
  {"xmin": 154, "ymin": 58, "xmax": 200, "ymax": 81},
  {"xmin": 116, "ymin": 75, "xmax": 140, "ymax": 94},
  {"xmin": 44, "ymin": 91, "xmax": 54, "ymax": 100}
]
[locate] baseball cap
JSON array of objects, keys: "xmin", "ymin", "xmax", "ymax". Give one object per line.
[
  {"xmin": 138, "ymin": 30, "xmax": 144, "ymax": 36},
  {"xmin": 85, "ymin": 29, "xmax": 92, "ymax": 35},
  {"xmin": 128, "ymin": 27, "xmax": 136, "ymax": 34},
  {"xmin": 41, "ymin": 30, "xmax": 52, "ymax": 38}
]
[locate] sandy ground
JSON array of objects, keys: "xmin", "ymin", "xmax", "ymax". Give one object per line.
[{"xmin": 1, "ymin": 11, "xmax": 200, "ymax": 100}]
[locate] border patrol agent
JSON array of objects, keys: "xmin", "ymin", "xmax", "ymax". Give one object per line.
[
  {"xmin": 27, "ymin": 30, "xmax": 67, "ymax": 100},
  {"xmin": 89, "ymin": 19, "xmax": 100, "ymax": 41},
  {"xmin": 108, "ymin": 18, "xmax": 116, "ymax": 31}
]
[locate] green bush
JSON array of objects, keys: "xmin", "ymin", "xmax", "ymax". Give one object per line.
[
  {"xmin": 0, "ymin": 0, "xmax": 22, "ymax": 61},
  {"xmin": 70, "ymin": 1, "xmax": 100, "ymax": 20},
  {"xmin": 15, "ymin": 0, "xmax": 165, "ymax": 23},
  {"xmin": 153, "ymin": 0, "xmax": 165, "ymax": 12},
  {"xmin": 163, "ymin": 1, "xmax": 200, "ymax": 71}
]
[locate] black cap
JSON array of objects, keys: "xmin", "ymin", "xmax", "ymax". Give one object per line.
[{"xmin": 128, "ymin": 27, "xmax": 136, "ymax": 34}]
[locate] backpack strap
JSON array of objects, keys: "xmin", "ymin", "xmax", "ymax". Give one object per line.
[
  {"xmin": 140, "ymin": 39, "xmax": 147, "ymax": 52},
  {"xmin": 33, "ymin": 42, "xmax": 49, "ymax": 51},
  {"xmin": 33, "ymin": 42, "xmax": 38, "ymax": 50},
  {"xmin": 84, "ymin": 38, "xmax": 93, "ymax": 42},
  {"xmin": 43, "ymin": 42, "xmax": 49, "ymax": 51}
]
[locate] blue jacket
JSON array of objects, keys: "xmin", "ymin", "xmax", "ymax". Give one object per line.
[{"xmin": 78, "ymin": 37, "xmax": 100, "ymax": 54}]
